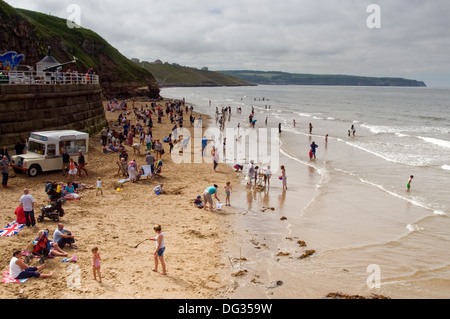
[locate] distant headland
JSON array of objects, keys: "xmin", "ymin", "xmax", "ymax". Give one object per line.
[{"xmin": 219, "ymin": 70, "xmax": 427, "ymax": 87}]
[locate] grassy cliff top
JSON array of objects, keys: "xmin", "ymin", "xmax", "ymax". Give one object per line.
[{"xmin": 139, "ymin": 61, "xmax": 251, "ymax": 87}]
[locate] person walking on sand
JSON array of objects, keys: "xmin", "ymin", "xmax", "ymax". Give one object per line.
[
  {"xmin": 61, "ymin": 149, "xmax": 70, "ymax": 177},
  {"xmin": 0, "ymin": 155, "xmax": 9, "ymax": 188},
  {"xmin": 149, "ymin": 225, "xmax": 166, "ymax": 275},
  {"xmin": 407, "ymin": 175, "xmax": 414, "ymax": 191},
  {"xmin": 92, "ymin": 247, "xmax": 102, "ymax": 283},
  {"xmin": 77, "ymin": 150, "xmax": 88, "ymax": 177},
  {"xmin": 309, "ymin": 123, "xmax": 313, "ymax": 134},
  {"xmin": 96, "ymin": 177, "xmax": 103, "ymax": 196},
  {"xmin": 212, "ymin": 147, "xmax": 219, "ymax": 171}
]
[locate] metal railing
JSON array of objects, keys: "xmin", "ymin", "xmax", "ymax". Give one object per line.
[{"xmin": 0, "ymin": 70, "xmax": 99, "ymax": 85}]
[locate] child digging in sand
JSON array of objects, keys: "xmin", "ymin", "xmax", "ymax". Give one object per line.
[
  {"xmin": 92, "ymin": 247, "xmax": 101, "ymax": 283},
  {"xmin": 149, "ymin": 225, "xmax": 166, "ymax": 275}
]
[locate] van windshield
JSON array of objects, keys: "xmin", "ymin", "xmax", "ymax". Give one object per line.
[{"xmin": 28, "ymin": 141, "xmax": 46, "ymax": 155}]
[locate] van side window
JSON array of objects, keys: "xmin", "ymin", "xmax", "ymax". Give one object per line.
[
  {"xmin": 74, "ymin": 140, "xmax": 86, "ymax": 153},
  {"xmin": 60, "ymin": 140, "xmax": 86, "ymax": 155},
  {"xmin": 46, "ymin": 144, "xmax": 56, "ymax": 157}
]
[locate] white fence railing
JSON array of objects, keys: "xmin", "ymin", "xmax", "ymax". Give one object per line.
[{"xmin": 0, "ymin": 70, "xmax": 99, "ymax": 85}]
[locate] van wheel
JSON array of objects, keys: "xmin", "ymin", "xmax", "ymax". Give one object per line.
[{"xmin": 28, "ymin": 165, "xmax": 41, "ymax": 177}]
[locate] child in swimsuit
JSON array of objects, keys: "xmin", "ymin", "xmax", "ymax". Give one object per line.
[
  {"xmin": 224, "ymin": 182, "xmax": 232, "ymax": 206},
  {"xmin": 407, "ymin": 175, "xmax": 414, "ymax": 191},
  {"xmin": 92, "ymin": 247, "xmax": 101, "ymax": 283}
]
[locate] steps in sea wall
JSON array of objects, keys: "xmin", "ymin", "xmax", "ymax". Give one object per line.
[{"xmin": 0, "ymin": 84, "xmax": 107, "ymax": 148}]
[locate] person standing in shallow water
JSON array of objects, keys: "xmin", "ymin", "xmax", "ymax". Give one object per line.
[
  {"xmin": 310, "ymin": 142, "xmax": 318, "ymax": 160},
  {"xmin": 407, "ymin": 175, "xmax": 414, "ymax": 191}
]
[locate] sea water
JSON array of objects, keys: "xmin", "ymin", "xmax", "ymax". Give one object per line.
[{"xmin": 161, "ymin": 85, "xmax": 450, "ymax": 299}]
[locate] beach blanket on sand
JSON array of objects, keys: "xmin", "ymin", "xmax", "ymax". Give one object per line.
[
  {"xmin": 0, "ymin": 221, "xmax": 24, "ymax": 237},
  {"xmin": 2, "ymin": 271, "xmax": 28, "ymax": 284}
]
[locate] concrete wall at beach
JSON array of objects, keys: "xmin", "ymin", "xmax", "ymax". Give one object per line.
[{"xmin": 0, "ymin": 84, "xmax": 107, "ymax": 148}]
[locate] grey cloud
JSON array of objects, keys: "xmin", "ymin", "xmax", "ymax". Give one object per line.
[{"xmin": 4, "ymin": 0, "xmax": 450, "ymax": 86}]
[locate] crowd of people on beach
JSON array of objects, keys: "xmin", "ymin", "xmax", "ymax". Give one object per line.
[{"xmin": 1, "ymin": 94, "xmax": 418, "ymax": 285}]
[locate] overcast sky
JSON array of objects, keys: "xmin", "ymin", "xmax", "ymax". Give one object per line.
[{"xmin": 4, "ymin": 0, "xmax": 450, "ymax": 87}]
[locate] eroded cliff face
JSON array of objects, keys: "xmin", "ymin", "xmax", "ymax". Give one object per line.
[{"xmin": 0, "ymin": 4, "xmax": 160, "ymax": 99}]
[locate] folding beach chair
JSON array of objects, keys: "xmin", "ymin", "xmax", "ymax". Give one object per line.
[{"xmin": 140, "ymin": 165, "xmax": 152, "ymax": 179}]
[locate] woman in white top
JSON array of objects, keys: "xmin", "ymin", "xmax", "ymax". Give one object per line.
[
  {"xmin": 9, "ymin": 250, "xmax": 52, "ymax": 280},
  {"xmin": 149, "ymin": 225, "xmax": 166, "ymax": 275}
]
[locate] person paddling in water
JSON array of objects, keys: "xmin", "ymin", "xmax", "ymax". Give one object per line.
[
  {"xmin": 310, "ymin": 142, "xmax": 318, "ymax": 160},
  {"xmin": 407, "ymin": 175, "xmax": 414, "ymax": 191}
]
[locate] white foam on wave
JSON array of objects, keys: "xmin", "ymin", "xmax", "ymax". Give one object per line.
[
  {"xmin": 418, "ymin": 136, "xmax": 450, "ymax": 149},
  {"xmin": 406, "ymin": 224, "xmax": 424, "ymax": 232},
  {"xmin": 434, "ymin": 210, "xmax": 448, "ymax": 216},
  {"xmin": 442, "ymin": 165, "xmax": 450, "ymax": 171},
  {"xmin": 342, "ymin": 139, "xmax": 431, "ymax": 167},
  {"xmin": 294, "ymin": 112, "xmax": 312, "ymax": 118},
  {"xmin": 358, "ymin": 177, "xmax": 448, "ymax": 218}
]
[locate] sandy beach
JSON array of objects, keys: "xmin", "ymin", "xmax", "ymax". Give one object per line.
[{"xmin": 0, "ymin": 99, "xmax": 243, "ymax": 299}]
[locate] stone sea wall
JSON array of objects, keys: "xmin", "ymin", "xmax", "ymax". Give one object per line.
[{"xmin": 0, "ymin": 84, "xmax": 107, "ymax": 148}]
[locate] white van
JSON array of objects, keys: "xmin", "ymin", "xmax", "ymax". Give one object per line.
[{"xmin": 10, "ymin": 130, "xmax": 89, "ymax": 177}]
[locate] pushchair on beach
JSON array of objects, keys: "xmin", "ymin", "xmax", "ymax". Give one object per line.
[{"xmin": 24, "ymin": 230, "xmax": 51, "ymax": 264}]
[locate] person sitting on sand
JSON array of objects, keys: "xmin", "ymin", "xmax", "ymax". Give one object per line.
[
  {"xmin": 53, "ymin": 223, "xmax": 77, "ymax": 250},
  {"xmin": 194, "ymin": 195, "xmax": 204, "ymax": 209},
  {"xmin": 9, "ymin": 250, "xmax": 52, "ymax": 280},
  {"xmin": 234, "ymin": 164, "xmax": 243, "ymax": 172},
  {"xmin": 64, "ymin": 182, "xmax": 81, "ymax": 200},
  {"xmin": 117, "ymin": 157, "xmax": 128, "ymax": 176},
  {"xmin": 35, "ymin": 229, "xmax": 68, "ymax": 257},
  {"xmin": 14, "ymin": 206, "xmax": 26, "ymax": 224},
  {"xmin": 108, "ymin": 143, "xmax": 119, "ymax": 152},
  {"xmin": 154, "ymin": 184, "xmax": 163, "ymax": 195}
]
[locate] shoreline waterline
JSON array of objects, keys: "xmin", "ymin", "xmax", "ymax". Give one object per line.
[{"xmin": 163, "ymin": 85, "xmax": 450, "ymax": 299}]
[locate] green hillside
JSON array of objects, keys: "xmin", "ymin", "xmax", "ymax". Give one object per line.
[
  {"xmin": 220, "ymin": 70, "xmax": 427, "ymax": 87},
  {"xmin": 0, "ymin": 0, "xmax": 160, "ymax": 98},
  {"xmin": 138, "ymin": 61, "xmax": 252, "ymax": 87}
]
